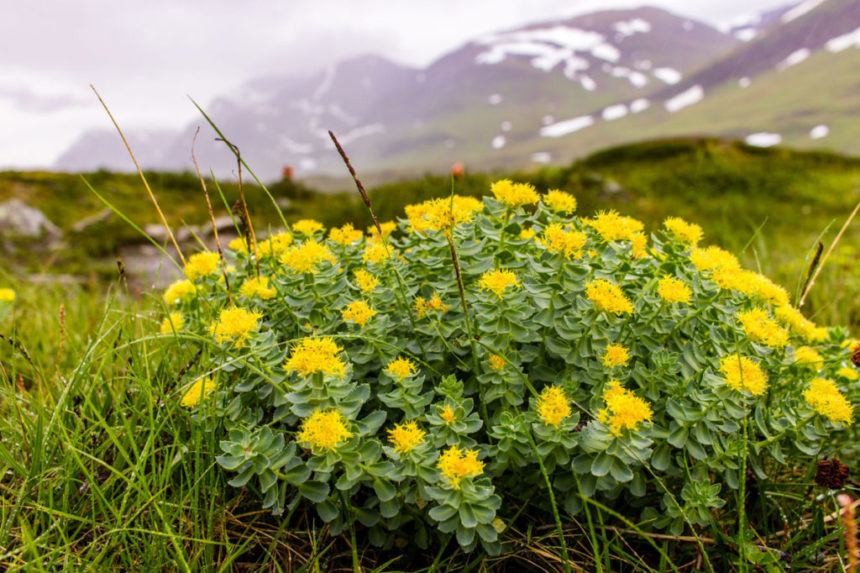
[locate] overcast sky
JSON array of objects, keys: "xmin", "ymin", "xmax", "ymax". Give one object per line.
[{"xmin": 1, "ymin": 0, "xmax": 791, "ymax": 168}]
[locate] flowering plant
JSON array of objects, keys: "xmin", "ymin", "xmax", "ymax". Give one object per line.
[{"xmin": 160, "ymin": 180, "xmax": 857, "ymax": 553}]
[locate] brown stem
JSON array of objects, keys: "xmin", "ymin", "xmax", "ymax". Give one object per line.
[{"xmin": 218, "ymin": 137, "xmax": 260, "ymax": 278}]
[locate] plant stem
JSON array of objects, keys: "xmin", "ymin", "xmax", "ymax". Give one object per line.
[{"xmin": 526, "ymin": 428, "xmax": 571, "ymax": 572}]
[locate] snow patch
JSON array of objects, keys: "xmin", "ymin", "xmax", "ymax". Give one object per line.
[
  {"xmin": 492, "ymin": 135, "xmax": 506, "ymax": 149},
  {"xmin": 777, "ymin": 48, "xmax": 810, "ymax": 70},
  {"xmin": 781, "ymin": 0, "xmax": 826, "ymax": 23},
  {"xmin": 613, "ymin": 19, "xmax": 651, "ymax": 37},
  {"xmin": 542, "ymin": 115, "xmax": 555, "ymax": 125},
  {"xmin": 602, "ymin": 104, "xmax": 628, "ymax": 121},
  {"xmin": 735, "ymin": 28, "xmax": 757, "ymax": 42},
  {"xmin": 630, "ymin": 99, "xmax": 650, "ymax": 113},
  {"xmin": 826, "ymin": 27, "xmax": 860, "ymax": 52},
  {"xmin": 332, "ymin": 124, "xmax": 385, "ymax": 145},
  {"xmin": 810, "ymin": 125, "xmax": 829, "ymax": 139},
  {"xmin": 635, "ymin": 59, "xmax": 653, "ymax": 70},
  {"xmin": 501, "ymin": 121, "xmax": 512, "ymax": 132},
  {"xmin": 653, "ymin": 67, "xmax": 682, "ymax": 85},
  {"xmin": 299, "ymin": 158, "xmax": 317, "ymax": 171},
  {"xmin": 580, "ymin": 75, "xmax": 596, "ymax": 91},
  {"xmin": 278, "ymin": 136, "xmax": 313, "ymax": 155},
  {"xmin": 739, "ymin": 77, "xmax": 751, "ymax": 88},
  {"xmin": 312, "ymin": 64, "xmax": 336, "ymax": 100},
  {"xmin": 540, "ymin": 115, "xmax": 594, "ymax": 137},
  {"xmin": 665, "ymin": 85, "xmax": 704, "ymax": 112},
  {"xmin": 488, "ymin": 94, "xmax": 502, "ymax": 105},
  {"xmin": 745, "ymin": 133, "xmax": 782, "ymax": 147},
  {"xmin": 531, "ymin": 152, "xmax": 552, "ymax": 164},
  {"xmin": 591, "ymin": 43, "xmax": 621, "ymax": 62}
]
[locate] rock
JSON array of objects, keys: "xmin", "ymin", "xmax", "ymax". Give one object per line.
[
  {"xmin": 71, "ymin": 208, "xmax": 113, "ymax": 233},
  {"xmin": 0, "ymin": 199, "xmax": 62, "ymax": 239}
]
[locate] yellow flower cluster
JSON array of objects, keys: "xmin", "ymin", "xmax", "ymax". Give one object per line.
[
  {"xmin": 414, "ymin": 293, "xmax": 448, "ymax": 318},
  {"xmin": 737, "ymin": 308, "xmax": 789, "ymax": 348},
  {"xmin": 180, "ymin": 377, "xmax": 216, "ymax": 408},
  {"xmin": 256, "ymin": 232, "xmax": 294, "ymax": 257},
  {"xmin": 342, "ymin": 300, "xmax": 376, "ymax": 327},
  {"xmin": 184, "ymin": 251, "xmax": 221, "ymax": 280},
  {"xmin": 793, "ymin": 346, "xmax": 823, "ymax": 370},
  {"xmin": 439, "ymin": 404, "xmax": 457, "ymax": 424},
  {"xmin": 657, "ymin": 276, "xmax": 692, "ymax": 304},
  {"xmin": 478, "ymin": 269, "xmax": 520, "ymax": 297},
  {"xmin": 775, "ymin": 305, "xmax": 825, "ymax": 342},
  {"xmin": 543, "ymin": 189, "xmax": 577, "ymax": 213},
  {"xmin": 663, "ymin": 217, "xmax": 703, "ymax": 246},
  {"xmin": 539, "ymin": 224, "xmax": 587, "ymax": 259},
  {"xmin": 585, "ymin": 211, "xmax": 644, "ymax": 242},
  {"xmin": 804, "ymin": 378, "xmax": 853, "ymax": 424},
  {"xmin": 719, "ymin": 354, "xmax": 767, "ymax": 396},
  {"xmin": 602, "ymin": 343, "xmax": 630, "ymax": 368},
  {"xmin": 163, "ymin": 279, "xmax": 196, "ymax": 305},
  {"xmin": 0, "ymin": 288, "xmax": 15, "ymax": 302},
  {"xmin": 279, "ymin": 240, "xmax": 336, "ymax": 274},
  {"xmin": 160, "ymin": 312, "xmax": 183, "ymax": 334},
  {"xmin": 328, "ymin": 223, "xmax": 363, "ymax": 245},
  {"xmin": 210, "ymin": 307, "xmax": 261, "ymax": 346},
  {"xmin": 354, "ymin": 269, "xmax": 379, "ymax": 292},
  {"xmin": 438, "ymin": 446, "xmax": 485, "ymax": 488},
  {"xmin": 837, "ymin": 367, "xmax": 858, "ymax": 381},
  {"xmin": 488, "ymin": 354, "xmax": 506, "ymax": 371},
  {"xmin": 367, "ymin": 221, "xmax": 397, "ymax": 241},
  {"xmin": 536, "ymin": 385, "xmax": 571, "ymax": 427},
  {"xmin": 405, "ymin": 196, "xmax": 483, "ymax": 233},
  {"xmin": 597, "ymin": 381, "xmax": 653, "ymax": 436},
  {"xmin": 292, "ymin": 219, "xmax": 324, "ymax": 236},
  {"xmin": 285, "ymin": 337, "xmax": 346, "ymax": 378},
  {"xmin": 362, "ymin": 242, "xmax": 391, "ymax": 264},
  {"xmin": 519, "ymin": 227, "xmax": 536, "ymax": 240},
  {"xmin": 298, "ymin": 409, "xmax": 352, "ymax": 451},
  {"xmin": 239, "ymin": 276, "xmax": 276, "ymax": 300},
  {"xmin": 586, "ymin": 279, "xmax": 634, "ymax": 315},
  {"xmin": 387, "ymin": 421, "xmax": 426, "ymax": 454},
  {"xmin": 490, "ymin": 179, "xmax": 539, "ymax": 207},
  {"xmin": 386, "ymin": 356, "xmax": 417, "ymax": 380}
]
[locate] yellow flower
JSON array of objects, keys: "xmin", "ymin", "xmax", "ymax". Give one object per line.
[
  {"xmin": 737, "ymin": 308, "xmax": 789, "ymax": 348},
  {"xmin": 285, "ymin": 337, "xmax": 346, "ymax": 378},
  {"xmin": 256, "ymin": 232, "xmax": 294, "ymax": 257},
  {"xmin": 239, "ymin": 276, "xmax": 276, "ymax": 300},
  {"xmin": 297, "ymin": 409, "xmax": 352, "ymax": 451},
  {"xmin": 210, "ymin": 307, "xmax": 261, "ymax": 346},
  {"xmin": 478, "ymin": 269, "xmax": 519, "ymax": 297},
  {"xmin": 386, "ymin": 356, "xmax": 417, "ymax": 380},
  {"xmin": 663, "ymin": 217, "xmax": 703, "ymax": 246},
  {"xmin": 602, "ymin": 343, "xmax": 630, "ymax": 368},
  {"xmin": 292, "ymin": 219, "xmax": 324, "ymax": 236},
  {"xmin": 160, "ymin": 312, "xmax": 183, "ymax": 334},
  {"xmin": 719, "ymin": 354, "xmax": 767, "ymax": 396},
  {"xmin": 657, "ymin": 277, "xmax": 692, "ymax": 304},
  {"xmin": 362, "ymin": 242, "xmax": 392, "ymax": 264},
  {"xmin": 184, "ymin": 251, "xmax": 221, "ymax": 280},
  {"xmin": 354, "ymin": 269, "xmax": 379, "ymax": 292},
  {"xmin": 743, "ymin": 272, "xmax": 790, "ymax": 307},
  {"xmin": 439, "ymin": 405, "xmax": 456, "ymax": 424},
  {"xmin": 585, "ymin": 211, "xmax": 644, "ymax": 242},
  {"xmin": 809, "ymin": 327, "xmax": 829, "ymax": 343},
  {"xmin": 804, "ymin": 378, "xmax": 853, "ymax": 424},
  {"xmin": 329, "ymin": 223, "xmax": 364, "ymax": 245},
  {"xmin": 596, "ymin": 381, "xmax": 653, "ymax": 436},
  {"xmin": 536, "ymin": 385, "xmax": 571, "ymax": 427},
  {"xmin": 229, "ymin": 236, "xmax": 250, "ymax": 253},
  {"xmin": 180, "ymin": 378, "xmax": 217, "ymax": 408},
  {"xmin": 405, "ymin": 196, "xmax": 483, "ymax": 233},
  {"xmin": 279, "ymin": 240, "xmax": 336, "ymax": 274},
  {"xmin": 837, "ymin": 367, "xmax": 858, "ymax": 381},
  {"xmin": 438, "ymin": 446, "xmax": 485, "ymax": 489},
  {"xmin": 538, "ymin": 224, "xmax": 587, "ymax": 259},
  {"xmin": 342, "ymin": 300, "xmax": 376, "ymax": 327},
  {"xmin": 367, "ymin": 221, "xmax": 397, "ymax": 241},
  {"xmin": 163, "ymin": 279, "xmax": 196, "ymax": 305},
  {"xmin": 491, "ymin": 179, "xmax": 539, "ymax": 207},
  {"xmin": 586, "ymin": 279, "xmax": 633, "ymax": 315},
  {"xmin": 519, "ymin": 227, "xmax": 537, "ymax": 240},
  {"xmin": 387, "ymin": 421, "xmax": 426, "ymax": 454},
  {"xmin": 690, "ymin": 246, "xmax": 741, "ymax": 274},
  {"xmin": 414, "ymin": 293, "xmax": 448, "ymax": 318},
  {"xmin": 774, "ymin": 305, "xmax": 820, "ymax": 342},
  {"xmin": 543, "ymin": 189, "xmax": 577, "ymax": 213},
  {"xmin": 793, "ymin": 346, "xmax": 824, "ymax": 370},
  {"xmin": 630, "ymin": 232, "xmax": 649, "ymax": 259},
  {"xmin": 0, "ymin": 288, "xmax": 16, "ymax": 302},
  {"xmin": 489, "ymin": 354, "xmax": 507, "ymax": 371}
]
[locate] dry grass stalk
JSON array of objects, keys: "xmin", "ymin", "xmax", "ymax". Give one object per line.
[
  {"xmin": 89, "ymin": 85, "xmax": 186, "ymax": 265},
  {"xmin": 800, "ymin": 197, "xmax": 860, "ymax": 307}
]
